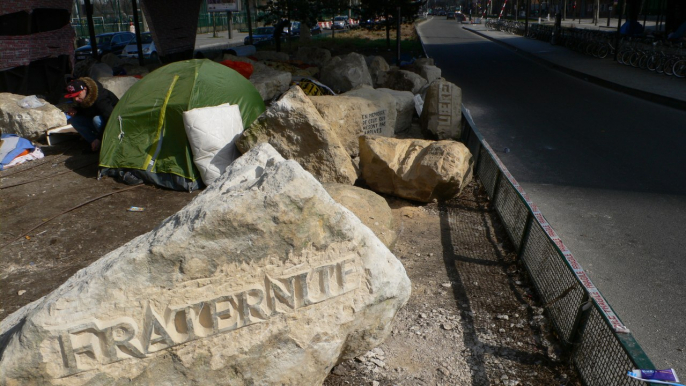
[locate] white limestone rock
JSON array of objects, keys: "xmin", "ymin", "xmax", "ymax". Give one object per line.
[
  {"xmin": 359, "ymin": 135, "xmax": 473, "ymax": 203},
  {"xmin": 342, "ymin": 85, "xmax": 398, "ymax": 136},
  {"xmin": 367, "ymin": 56, "xmax": 390, "ymax": 88},
  {"xmin": 310, "ymin": 94, "xmax": 393, "ymax": 157},
  {"xmin": 375, "ymin": 88, "xmax": 415, "ymax": 133},
  {"xmin": 380, "ymin": 69, "xmax": 427, "ymax": 94},
  {"xmin": 236, "ymin": 86, "xmax": 357, "ymax": 184},
  {"xmin": 0, "ymin": 93, "xmax": 67, "ymax": 141},
  {"xmin": 99, "ymin": 76, "xmax": 140, "ymax": 99},
  {"xmin": 420, "ymin": 79, "xmax": 463, "ymax": 140},
  {"xmin": 418, "ymin": 65, "xmax": 441, "ymax": 83},
  {"xmin": 323, "ymin": 183, "xmax": 397, "ymax": 248},
  {"xmin": 319, "ymin": 53, "xmax": 373, "ymax": 93},
  {"xmin": 249, "ymin": 63, "xmax": 292, "ymax": 101},
  {"xmin": 0, "ymin": 143, "xmax": 411, "ymax": 385},
  {"xmin": 296, "ymin": 47, "xmax": 332, "ymax": 66}
]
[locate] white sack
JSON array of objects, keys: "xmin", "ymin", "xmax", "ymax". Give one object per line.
[{"xmin": 183, "ymin": 103, "xmax": 244, "ymax": 186}]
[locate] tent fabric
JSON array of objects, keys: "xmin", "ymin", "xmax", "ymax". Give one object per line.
[
  {"xmin": 99, "ymin": 59, "xmax": 265, "ymax": 191},
  {"xmin": 183, "ymin": 103, "xmax": 243, "ymax": 186},
  {"xmin": 0, "ymin": 134, "xmax": 35, "ymax": 171}
]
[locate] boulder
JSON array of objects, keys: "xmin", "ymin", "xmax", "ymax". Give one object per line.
[
  {"xmin": 73, "ymin": 57, "xmax": 97, "ymax": 78},
  {"xmin": 88, "ymin": 62, "xmax": 114, "ymax": 81},
  {"xmin": 319, "ymin": 53, "xmax": 373, "ymax": 93},
  {"xmin": 120, "ymin": 63, "xmax": 150, "ymax": 76},
  {"xmin": 414, "ymin": 58, "xmax": 435, "ymax": 67},
  {"xmin": 359, "ymin": 135, "xmax": 473, "ymax": 203},
  {"xmin": 99, "ymin": 76, "xmax": 140, "ymax": 99},
  {"xmin": 323, "ymin": 183, "xmax": 397, "ymax": 248},
  {"xmin": 420, "ymin": 80, "xmax": 463, "ymax": 140},
  {"xmin": 418, "ymin": 65, "xmax": 441, "ymax": 83},
  {"xmin": 296, "ymin": 47, "xmax": 332, "ymax": 66},
  {"xmin": 375, "ymin": 88, "xmax": 415, "ymax": 133},
  {"xmin": 342, "ymin": 85, "xmax": 397, "ymax": 135},
  {"xmin": 0, "ymin": 143, "xmax": 411, "ymax": 385},
  {"xmin": 367, "ymin": 56, "xmax": 390, "ymax": 88},
  {"xmin": 310, "ymin": 95, "xmax": 393, "ymax": 157},
  {"xmin": 249, "ymin": 63, "xmax": 292, "ymax": 101},
  {"xmin": 380, "ymin": 69, "xmax": 427, "ymax": 94},
  {"xmin": 237, "ymin": 86, "xmax": 357, "ymax": 184},
  {"xmin": 0, "ymin": 93, "xmax": 67, "ymax": 141},
  {"xmin": 252, "ymin": 51, "xmax": 290, "ymax": 62},
  {"xmin": 100, "ymin": 53, "xmax": 125, "ymax": 70}
]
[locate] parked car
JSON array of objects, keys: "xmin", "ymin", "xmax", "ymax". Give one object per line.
[
  {"xmin": 244, "ymin": 26, "xmax": 275, "ymax": 45},
  {"xmin": 119, "ymin": 32, "xmax": 157, "ymax": 61},
  {"xmin": 74, "ymin": 32, "xmax": 135, "ymax": 61},
  {"xmin": 447, "ymin": 12, "xmax": 456, "ymax": 19},
  {"xmin": 283, "ymin": 22, "xmax": 322, "ymax": 36},
  {"xmin": 332, "ymin": 15, "xmax": 350, "ymax": 30}
]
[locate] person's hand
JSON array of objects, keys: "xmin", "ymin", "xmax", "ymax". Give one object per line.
[{"xmin": 68, "ymin": 108, "xmax": 77, "ymax": 116}]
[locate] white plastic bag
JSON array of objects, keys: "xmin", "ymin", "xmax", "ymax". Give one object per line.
[{"xmin": 17, "ymin": 95, "xmax": 45, "ymax": 109}]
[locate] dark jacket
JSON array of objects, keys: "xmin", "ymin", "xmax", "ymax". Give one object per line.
[{"xmin": 75, "ymin": 77, "xmax": 119, "ymax": 124}]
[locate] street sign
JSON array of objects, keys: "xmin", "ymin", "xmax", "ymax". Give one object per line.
[{"xmin": 207, "ymin": 0, "xmax": 240, "ymax": 12}]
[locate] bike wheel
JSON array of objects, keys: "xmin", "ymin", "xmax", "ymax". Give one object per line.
[
  {"xmin": 597, "ymin": 45, "xmax": 610, "ymax": 59},
  {"xmin": 638, "ymin": 53, "xmax": 649, "ymax": 69},
  {"xmin": 673, "ymin": 60, "xmax": 686, "ymax": 78},
  {"xmin": 664, "ymin": 58, "xmax": 676, "ymax": 76},
  {"xmin": 647, "ymin": 55, "xmax": 659, "ymax": 71},
  {"xmin": 629, "ymin": 52, "xmax": 641, "ymax": 67}
]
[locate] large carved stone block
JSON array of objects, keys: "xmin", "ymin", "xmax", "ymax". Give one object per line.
[
  {"xmin": 359, "ymin": 135, "xmax": 473, "ymax": 203},
  {"xmin": 341, "ymin": 85, "xmax": 398, "ymax": 136},
  {"xmin": 310, "ymin": 94, "xmax": 394, "ymax": 157},
  {"xmin": 420, "ymin": 80, "xmax": 463, "ymax": 140},
  {"xmin": 0, "ymin": 143, "xmax": 411, "ymax": 385},
  {"xmin": 236, "ymin": 86, "xmax": 357, "ymax": 184}
]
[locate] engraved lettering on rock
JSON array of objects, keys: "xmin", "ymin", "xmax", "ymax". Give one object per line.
[
  {"xmin": 52, "ymin": 258, "xmax": 359, "ymax": 375},
  {"xmin": 436, "ymin": 84, "xmax": 453, "ymax": 129},
  {"xmin": 361, "ymin": 110, "xmax": 387, "ymax": 135}
]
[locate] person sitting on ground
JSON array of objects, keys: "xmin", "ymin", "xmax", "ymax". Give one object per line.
[{"xmin": 64, "ymin": 77, "xmax": 119, "ymax": 152}]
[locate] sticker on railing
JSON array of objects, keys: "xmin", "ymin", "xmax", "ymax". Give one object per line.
[{"xmin": 481, "ymin": 140, "xmax": 631, "ymax": 334}]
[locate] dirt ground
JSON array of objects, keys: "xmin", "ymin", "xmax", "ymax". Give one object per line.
[
  {"xmin": 0, "ymin": 136, "xmax": 580, "ymax": 386},
  {"xmin": 0, "ymin": 23, "xmax": 580, "ymax": 385}
]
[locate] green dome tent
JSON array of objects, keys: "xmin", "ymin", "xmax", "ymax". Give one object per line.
[{"xmin": 99, "ymin": 59, "xmax": 265, "ymax": 191}]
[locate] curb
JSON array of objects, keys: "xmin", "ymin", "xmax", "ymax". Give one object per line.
[{"xmin": 462, "ymin": 27, "xmax": 686, "ymax": 112}]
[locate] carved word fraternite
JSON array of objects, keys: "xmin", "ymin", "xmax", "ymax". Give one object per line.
[{"xmin": 52, "ymin": 257, "xmax": 359, "ymax": 376}]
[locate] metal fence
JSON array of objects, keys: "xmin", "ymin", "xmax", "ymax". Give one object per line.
[
  {"xmin": 71, "ymin": 10, "xmax": 268, "ymax": 40},
  {"xmin": 460, "ymin": 105, "xmax": 657, "ymax": 386}
]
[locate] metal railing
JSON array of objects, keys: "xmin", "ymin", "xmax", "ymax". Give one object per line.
[{"xmin": 460, "ymin": 105, "xmax": 657, "ymax": 386}]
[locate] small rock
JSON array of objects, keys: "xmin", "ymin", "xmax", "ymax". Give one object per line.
[
  {"xmin": 17, "ymin": 290, "xmax": 26, "ymax": 296},
  {"xmin": 442, "ymin": 323, "xmax": 454, "ymax": 331},
  {"xmin": 497, "ymin": 314, "xmax": 509, "ymax": 320},
  {"xmin": 499, "ymin": 328, "xmax": 506, "ymax": 333},
  {"xmin": 441, "ymin": 282, "xmax": 452, "ymax": 288},
  {"xmin": 420, "ymin": 312, "xmax": 428, "ymax": 318},
  {"xmin": 373, "ymin": 381, "xmax": 380, "ymax": 386},
  {"xmin": 501, "ymin": 374, "xmax": 509, "ymax": 380}
]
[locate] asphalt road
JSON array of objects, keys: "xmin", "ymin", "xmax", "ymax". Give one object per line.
[{"xmin": 417, "ymin": 17, "xmax": 686, "ymax": 374}]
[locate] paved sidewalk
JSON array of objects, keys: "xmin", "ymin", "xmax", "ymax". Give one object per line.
[
  {"xmin": 462, "ymin": 24, "xmax": 686, "ymax": 110},
  {"xmin": 194, "ymin": 30, "xmax": 248, "ymax": 51}
]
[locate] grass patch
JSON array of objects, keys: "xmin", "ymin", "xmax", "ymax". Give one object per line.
[{"xmin": 258, "ymin": 23, "xmax": 424, "ymax": 62}]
